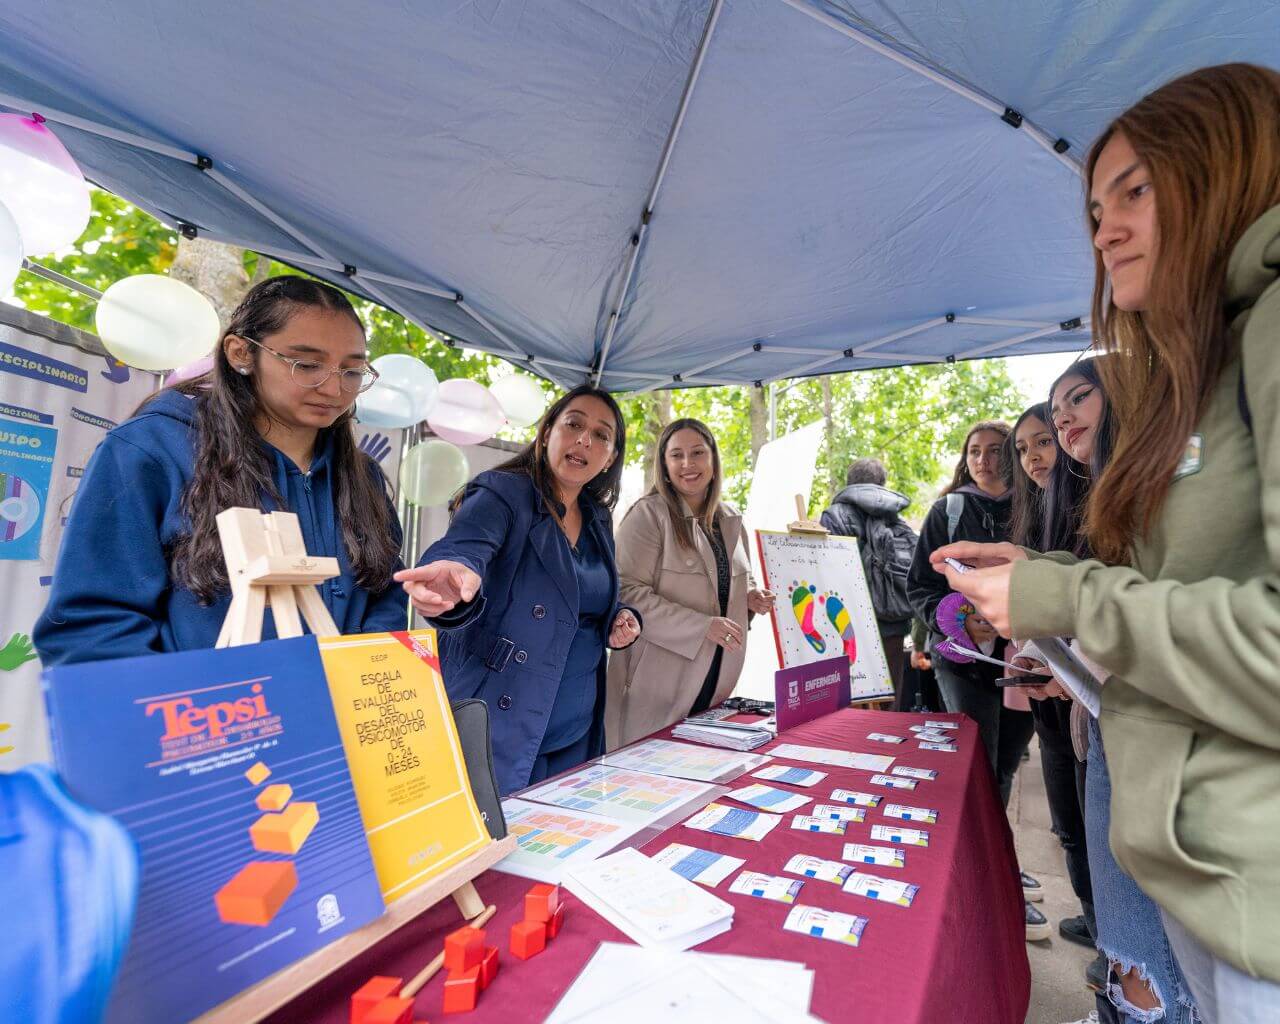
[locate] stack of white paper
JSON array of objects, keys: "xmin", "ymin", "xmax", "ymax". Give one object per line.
[
  {"xmin": 673, "ymin": 719, "xmax": 774, "ymax": 750},
  {"xmin": 564, "ymin": 848, "xmax": 735, "ymax": 951},
  {"xmin": 545, "ymin": 943, "xmax": 818, "ymax": 1023}
]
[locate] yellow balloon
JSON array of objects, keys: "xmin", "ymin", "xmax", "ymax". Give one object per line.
[{"xmin": 400, "ymin": 440, "xmax": 470, "ymax": 507}]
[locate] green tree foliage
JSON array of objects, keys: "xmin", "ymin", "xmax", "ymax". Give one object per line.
[{"xmin": 13, "ymin": 191, "xmax": 1024, "ymax": 503}]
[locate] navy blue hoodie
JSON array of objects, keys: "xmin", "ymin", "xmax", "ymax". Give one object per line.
[{"xmin": 34, "ymin": 390, "xmax": 407, "ymax": 665}]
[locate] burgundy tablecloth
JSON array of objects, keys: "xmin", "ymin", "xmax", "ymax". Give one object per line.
[{"xmin": 267, "ymin": 709, "xmax": 1029, "ymax": 1024}]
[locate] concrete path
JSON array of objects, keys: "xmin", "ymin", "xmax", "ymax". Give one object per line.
[{"xmin": 1008, "ymin": 737, "xmax": 1101, "ymax": 1024}]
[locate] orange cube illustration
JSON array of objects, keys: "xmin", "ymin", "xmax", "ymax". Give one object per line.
[
  {"xmin": 215, "ymin": 860, "xmax": 297, "ymax": 926},
  {"xmin": 250, "ymin": 801, "xmax": 319, "ymax": 854},
  {"xmin": 244, "ymin": 761, "xmax": 271, "ymax": 786},
  {"xmin": 256, "ymin": 783, "xmax": 293, "ymax": 812}
]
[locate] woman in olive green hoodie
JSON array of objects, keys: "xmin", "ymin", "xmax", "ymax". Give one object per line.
[{"xmin": 932, "ymin": 63, "xmax": 1280, "ymax": 1023}]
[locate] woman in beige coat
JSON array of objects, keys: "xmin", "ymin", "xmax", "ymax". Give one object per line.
[{"xmin": 606, "ymin": 418, "xmax": 774, "ymax": 747}]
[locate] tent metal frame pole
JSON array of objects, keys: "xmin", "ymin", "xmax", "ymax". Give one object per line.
[
  {"xmin": 957, "ymin": 319, "xmax": 1090, "ymax": 360},
  {"xmin": 592, "ymin": 0, "xmax": 724, "ymax": 386},
  {"xmin": 20, "ymin": 258, "xmax": 103, "ymax": 299},
  {"xmin": 0, "ymin": 91, "xmax": 199, "ymax": 164},
  {"xmin": 775, "ymin": 0, "xmax": 1080, "ymax": 174},
  {"xmin": 952, "ymin": 316, "xmax": 1058, "ymax": 329},
  {"xmin": 455, "ymin": 299, "xmax": 528, "ymax": 360}
]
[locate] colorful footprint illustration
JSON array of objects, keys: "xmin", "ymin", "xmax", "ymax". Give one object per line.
[
  {"xmin": 790, "ymin": 581, "xmax": 826, "ymax": 653},
  {"xmin": 819, "ymin": 591, "xmax": 858, "ymax": 662}
]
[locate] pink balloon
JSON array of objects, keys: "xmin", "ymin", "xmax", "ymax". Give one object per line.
[
  {"xmin": 427, "ymin": 378, "xmax": 506, "ymax": 446},
  {"xmin": 165, "ymin": 354, "xmax": 215, "ymax": 386}
]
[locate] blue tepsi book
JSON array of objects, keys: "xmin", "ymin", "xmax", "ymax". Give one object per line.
[{"xmin": 44, "ymin": 636, "xmax": 384, "ymax": 1024}]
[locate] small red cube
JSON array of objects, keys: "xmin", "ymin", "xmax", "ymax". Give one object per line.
[
  {"xmin": 546, "ymin": 902, "xmax": 566, "ymax": 940},
  {"xmin": 364, "ymin": 996, "xmax": 414, "ymax": 1024},
  {"xmin": 442, "ymin": 965, "xmax": 481, "ymax": 1014},
  {"xmin": 351, "ymin": 976, "xmax": 403, "ymax": 1024},
  {"xmin": 443, "ymin": 924, "xmax": 485, "ymax": 974},
  {"xmin": 478, "ymin": 946, "xmax": 499, "ymax": 990},
  {"xmin": 509, "ymin": 920, "xmax": 547, "ymax": 960},
  {"xmin": 524, "ymin": 883, "xmax": 560, "ymax": 924}
]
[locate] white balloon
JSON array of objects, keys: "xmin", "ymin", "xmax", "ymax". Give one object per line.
[
  {"xmin": 489, "ymin": 373, "xmax": 547, "ymax": 428},
  {"xmin": 95, "ymin": 275, "xmax": 220, "ymax": 372},
  {"xmin": 0, "ymin": 114, "xmax": 91, "ymax": 256},
  {"xmin": 356, "ymin": 353, "xmax": 438, "ymax": 429},
  {"xmin": 0, "ymin": 199, "xmax": 22, "ymax": 296}
]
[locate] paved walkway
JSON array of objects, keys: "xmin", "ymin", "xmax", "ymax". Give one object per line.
[{"xmin": 1008, "ymin": 737, "xmax": 1101, "ymax": 1024}]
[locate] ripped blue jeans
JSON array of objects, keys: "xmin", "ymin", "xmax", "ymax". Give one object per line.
[{"xmin": 1087, "ymin": 717, "xmax": 1199, "ymax": 1023}]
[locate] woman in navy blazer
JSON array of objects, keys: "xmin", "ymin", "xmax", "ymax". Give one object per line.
[{"xmin": 395, "ymin": 385, "xmax": 641, "ymax": 794}]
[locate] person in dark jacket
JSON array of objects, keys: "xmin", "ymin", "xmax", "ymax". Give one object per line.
[
  {"xmin": 819, "ymin": 457, "xmax": 917, "ymax": 691},
  {"xmin": 906, "ymin": 418, "xmax": 1043, "ymax": 938},
  {"xmin": 34, "ymin": 276, "xmax": 407, "ymax": 665},
  {"xmin": 394, "ymin": 385, "xmax": 642, "ymax": 795}
]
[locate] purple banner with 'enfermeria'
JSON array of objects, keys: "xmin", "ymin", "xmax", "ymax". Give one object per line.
[{"xmin": 775, "ymin": 655, "xmax": 851, "ymax": 732}]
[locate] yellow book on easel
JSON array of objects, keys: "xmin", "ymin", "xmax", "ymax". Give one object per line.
[{"xmin": 319, "ymin": 630, "xmax": 490, "ymax": 901}]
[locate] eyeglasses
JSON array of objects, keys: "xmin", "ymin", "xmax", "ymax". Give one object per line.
[{"xmin": 241, "ymin": 336, "xmax": 379, "ymax": 394}]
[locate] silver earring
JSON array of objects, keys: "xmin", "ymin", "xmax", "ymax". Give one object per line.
[{"xmin": 237, "ymin": 366, "xmax": 250, "ymax": 376}]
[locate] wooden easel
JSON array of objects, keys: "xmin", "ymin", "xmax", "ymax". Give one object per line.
[{"xmin": 196, "ymin": 508, "xmax": 517, "ymax": 1024}]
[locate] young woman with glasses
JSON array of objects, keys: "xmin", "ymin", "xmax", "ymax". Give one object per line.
[{"xmin": 36, "ymin": 275, "xmax": 407, "ymax": 664}]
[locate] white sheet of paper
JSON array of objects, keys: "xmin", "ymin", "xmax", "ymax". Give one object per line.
[
  {"xmin": 494, "ymin": 798, "xmax": 646, "ymax": 884},
  {"xmin": 725, "ymin": 783, "xmax": 812, "ymax": 813},
  {"xmin": 770, "ymin": 742, "xmax": 894, "ymax": 772},
  {"xmin": 601, "ymin": 738, "xmax": 770, "ymax": 783},
  {"xmin": 683, "ymin": 801, "xmax": 783, "ymax": 842},
  {"xmin": 652, "ymin": 843, "xmax": 745, "ymax": 888},
  {"xmin": 1032, "ymin": 636, "xmax": 1104, "ymax": 717},
  {"xmin": 546, "ymin": 943, "xmax": 818, "ymax": 1024},
  {"xmin": 751, "ymin": 765, "xmax": 827, "ymax": 787}
]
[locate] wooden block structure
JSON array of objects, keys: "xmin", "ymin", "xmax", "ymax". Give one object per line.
[
  {"xmin": 442, "ymin": 966, "xmax": 481, "ymax": 1014},
  {"xmin": 250, "ymin": 801, "xmax": 320, "ymax": 855},
  {"xmin": 523, "ymin": 883, "xmax": 560, "ymax": 924},
  {"xmin": 215, "ymin": 861, "xmax": 298, "ymax": 927},
  {"xmin": 443, "ymin": 925, "xmax": 485, "ymax": 974},
  {"xmin": 509, "ymin": 882, "xmax": 564, "ymax": 960}
]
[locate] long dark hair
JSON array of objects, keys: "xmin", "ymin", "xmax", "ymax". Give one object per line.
[
  {"xmin": 1042, "ymin": 359, "xmax": 1116, "ymax": 558},
  {"xmin": 1084, "ymin": 64, "xmax": 1280, "ymax": 564},
  {"xmin": 1007, "ymin": 403, "xmax": 1051, "ymax": 550},
  {"xmin": 163, "ymin": 276, "xmax": 399, "ymax": 602},
  {"xmin": 485, "ymin": 384, "xmax": 626, "ymax": 517},
  {"xmin": 653, "ymin": 418, "xmax": 723, "ymax": 551},
  {"xmin": 941, "ymin": 420, "xmax": 1012, "ymax": 496}
]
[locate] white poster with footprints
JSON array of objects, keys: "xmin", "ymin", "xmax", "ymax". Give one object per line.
[{"xmin": 755, "ymin": 531, "xmax": 892, "ymax": 701}]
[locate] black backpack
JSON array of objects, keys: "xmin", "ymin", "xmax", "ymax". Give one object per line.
[{"xmin": 860, "ymin": 515, "xmax": 917, "ymax": 623}]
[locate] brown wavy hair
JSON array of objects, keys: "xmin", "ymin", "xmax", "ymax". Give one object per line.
[
  {"xmin": 653, "ymin": 418, "xmax": 724, "ymax": 551},
  {"xmin": 941, "ymin": 420, "xmax": 1012, "ymax": 495},
  {"xmin": 160, "ymin": 276, "xmax": 399, "ymax": 602},
  {"xmin": 1084, "ymin": 63, "xmax": 1280, "ymax": 564}
]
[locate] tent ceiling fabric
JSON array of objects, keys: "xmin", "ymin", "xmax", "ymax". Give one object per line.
[{"xmin": 0, "ymin": 1, "xmax": 1275, "ymax": 390}]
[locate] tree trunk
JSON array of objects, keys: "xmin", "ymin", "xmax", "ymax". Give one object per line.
[
  {"xmin": 168, "ymin": 236, "xmax": 251, "ymax": 330},
  {"xmin": 749, "ymin": 384, "xmax": 767, "ymax": 460},
  {"xmin": 639, "ymin": 389, "xmax": 673, "ymax": 490},
  {"xmin": 821, "ymin": 375, "xmax": 836, "ymax": 499}
]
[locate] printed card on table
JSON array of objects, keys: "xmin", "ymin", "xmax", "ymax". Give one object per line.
[
  {"xmin": 870, "ymin": 824, "xmax": 930, "ymax": 847},
  {"xmin": 602, "ymin": 737, "xmax": 769, "ymax": 783},
  {"xmin": 913, "ymin": 730, "xmax": 951, "ymax": 742},
  {"xmin": 784, "ymin": 905, "xmax": 869, "ymax": 947},
  {"xmin": 919, "ymin": 740, "xmax": 957, "ymax": 752},
  {"xmin": 683, "ymin": 802, "xmax": 782, "ymax": 842},
  {"xmin": 791, "ymin": 814, "xmax": 847, "ymax": 835},
  {"xmin": 830, "ymin": 788, "xmax": 880, "ymax": 807},
  {"xmin": 866, "ymin": 732, "xmax": 906, "ymax": 744},
  {"xmin": 883, "ymin": 803, "xmax": 939, "ymax": 824},
  {"xmin": 891, "ymin": 766, "xmax": 937, "ymax": 781},
  {"xmin": 729, "ymin": 870, "xmax": 804, "ymax": 904},
  {"xmin": 652, "ymin": 843, "xmax": 744, "ymax": 888},
  {"xmin": 910, "ymin": 721, "xmax": 958, "ymax": 732},
  {"xmin": 811, "ymin": 803, "xmax": 866, "ymax": 823},
  {"xmin": 784, "ymin": 854, "xmax": 853, "ymax": 884},
  {"xmin": 495, "ymin": 798, "xmax": 644, "ymax": 884},
  {"xmin": 725, "ymin": 783, "xmax": 811, "ymax": 813},
  {"xmin": 520, "ymin": 763, "xmax": 717, "ymax": 825},
  {"xmin": 842, "ymin": 843, "xmax": 906, "ymax": 868},
  {"xmin": 843, "ymin": 872, "xmax": 920, "ymax": 907},
  {"xmin": 869, "ymin": 774, "xmax": 917, "ymax": 790},
  {"xmin": 752, "ymin": 765, "xmax": 827, "ymax": 787}
]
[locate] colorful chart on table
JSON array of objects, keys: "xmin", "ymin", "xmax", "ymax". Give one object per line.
[
  {"xmin": 602, "ymin": 737, "xmax": 768, "ymax": 783},
  {"xmin": 520, "ymin": 763, "xmax": 717, "ymax": 825},
  {"xmin": 494, "ymin": 798, "xmax": 644, "ymax": 883}
]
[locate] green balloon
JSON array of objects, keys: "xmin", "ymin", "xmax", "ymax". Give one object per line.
[{"xmin": 400, "ymin": 440, "xmax": 469, "ymax": 507}]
